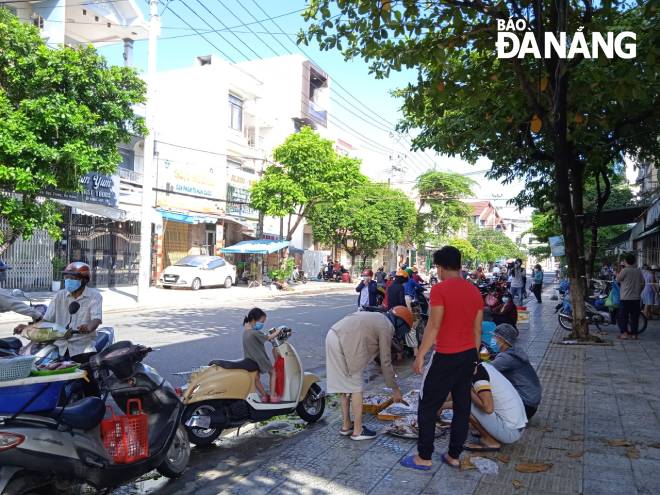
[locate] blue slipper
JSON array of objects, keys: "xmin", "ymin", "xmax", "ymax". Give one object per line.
[
  {"xmin": 440, "ymin": 453, "xmax": 459, "ymax": 469},
  {"xmin": 400, "ymin": 454, "xmax": 431, "ymax": 471}
]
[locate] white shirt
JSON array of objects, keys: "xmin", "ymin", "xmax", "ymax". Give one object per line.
[
  {"xmin": 43, "ymin": 287, "xmax": 103, "ymax": 356},
  {"xmin": 359, "ymin": 285, "xmax": 370, "ymax": 306},
  {"xmin": 474, "ymin": 363, "xmax": 527, "ymax": 430}
]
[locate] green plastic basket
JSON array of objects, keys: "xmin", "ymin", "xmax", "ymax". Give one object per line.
[{"xmin": 30, "ymin": 364, "xmax": 80, "ymax": 377}]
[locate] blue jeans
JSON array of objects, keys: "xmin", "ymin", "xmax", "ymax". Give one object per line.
[{"xmin": 510, "ymin": 286, "xmax": 524, "ymax": 305}]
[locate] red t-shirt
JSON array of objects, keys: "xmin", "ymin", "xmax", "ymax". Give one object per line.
[{"xmin": 429, "ymin": 278, "xmax": 483, "ymax": 354}]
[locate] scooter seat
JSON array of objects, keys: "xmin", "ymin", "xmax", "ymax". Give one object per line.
[
  {"xmin": 47, "ymin": 397, "xmax": 106, "ymax": 430},
  {"xmin": 208, "ymin": 358, "xmax": 259, "ymax": 372}
]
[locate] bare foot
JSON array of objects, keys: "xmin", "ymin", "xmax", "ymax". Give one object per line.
[{"xmin": 414, "ymin": 454, "xmax": 432, "ymax": 467}]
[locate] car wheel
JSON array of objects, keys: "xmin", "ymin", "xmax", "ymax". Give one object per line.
[
  {"xmin": 163, "ymin": 285, "xmax": 172, "ymax": 290},
  {"xmin": 191, "ymin": 278, "xmax": 202, "ymax": 291},
  {"xmin": 224, "ymin": 276, "xmax": 233, "ymax": 289}
]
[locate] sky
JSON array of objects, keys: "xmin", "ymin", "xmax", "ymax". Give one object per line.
[{"xmin": 98, "ymin": 0, "xmax": 525, "ymax": 212}]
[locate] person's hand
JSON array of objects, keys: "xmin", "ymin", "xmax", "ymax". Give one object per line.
[
  {"xmin": 412, "ymin": 355, "xmax": 425, "ymax": 375},
  {"xmin": 14, "ymin": 324, "xmax": 27, "ymax": 335},
  {"xmin": 77, "ymin": 324, "xmax": 90, "ymax": 334},
  {"xmin": 392, "ymin": 388, "xmax": 403, "ymax": 404}
]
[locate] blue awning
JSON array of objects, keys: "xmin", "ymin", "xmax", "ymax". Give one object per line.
[
  {"xmin": 222, "ymin": 240, "xmax": 290, "ymax": 255},
  {"xmin": 157, "ymin": 209, "xmax": 219, "ymax": 224}
]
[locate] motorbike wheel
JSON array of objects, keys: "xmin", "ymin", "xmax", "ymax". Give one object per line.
[
  {"xmin": 637, "ymin": 314, "xmax": 648, "ymax": 334},
  {"xmin": 296, "ymin": 383, "xmax": 325, "ymax": 423},
  {"xmin": 558, "ymin": 312, "xmax": 574, "ymax": 331},
  {"xmin": 1, "ymin": 472, "xmax": 52, "ymax": 495},
  {"xmin": 157, "ymin": 425, "xmax": 191, "ymax": 478},
  {"xmin": 182, "ymin": 402, "xmax": 224, "ymax": 447}
]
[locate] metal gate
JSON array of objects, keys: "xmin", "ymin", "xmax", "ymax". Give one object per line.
[
  {"xmin": 0, "ymin": 224, "xmax": 54, "ymax": 291},
  {"xmin": 68, "ymin": 214, "xmax": 140, "ymax": 288}
]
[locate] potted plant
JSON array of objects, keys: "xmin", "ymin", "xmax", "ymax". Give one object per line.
[{"xmin": 51, "ymin": 256, "xmax": 67, "ymax": 292}]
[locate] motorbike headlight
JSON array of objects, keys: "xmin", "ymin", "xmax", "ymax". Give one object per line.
[{"xmin": 0, "ymin": 432, "xmax": 25, "ymax": 452}]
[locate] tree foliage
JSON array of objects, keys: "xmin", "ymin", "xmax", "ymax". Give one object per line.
[
  {"xmin": 250, "ymin": 127, "xmax": 365, "ymax": 240},
  {"xmin": 447, "ymin": 238, "xmax": 478, "ymax": 264},
  {"xmin": 415, "ymin": 170, "xmax": 475, "ymax": 245},
  {"xmin": 302, "ymin": 0, "xmax": 659, "ymax": 339},
  {"xmin": 0, "ymin": 9, "xmax": 146, "ymax": 253},
  {"xmin": 307, "ymin": 181, "xmax": 416, "ymax": 267},
  {"xmin": 468, "ymin": 225, "xmax": 522, "ymax": 264}
]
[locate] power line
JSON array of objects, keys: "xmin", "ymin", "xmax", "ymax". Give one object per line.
[
  {"xmin": 166, "ymin": 4, "xmax": 236, "ymax": 63},
  {"xmin": 192, "ymin": 0, "xmax": 260, "ymax": 60},
  {"xmin": 214, "ymin": 0, "xmax": 279, "ymax": 57}
]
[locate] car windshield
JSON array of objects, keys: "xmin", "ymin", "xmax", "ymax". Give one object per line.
[{"xmin": 174, "ymin": 256, "xmax": 209, "ymax": 267}]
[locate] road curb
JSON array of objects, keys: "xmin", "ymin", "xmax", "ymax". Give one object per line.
[{"xmin": 0, "ymin": 284, "xmax": 354, "ymax": 325}]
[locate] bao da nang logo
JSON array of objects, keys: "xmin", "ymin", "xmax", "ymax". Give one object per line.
[{"xmin": 496, "ymin": 19, "xmax": 636, "ymax": 59}]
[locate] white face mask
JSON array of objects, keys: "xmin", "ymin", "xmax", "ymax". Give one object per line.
[{"xmin": 502, "ymin": 297, "xmax": 510, "ymax": 303}]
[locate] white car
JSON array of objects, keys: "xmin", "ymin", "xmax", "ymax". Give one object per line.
[{"xmin": 160, "ymin": 255, "xmax": 236, "ymax": 290}]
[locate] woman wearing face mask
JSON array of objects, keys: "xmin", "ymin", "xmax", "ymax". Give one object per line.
[
  {"xmin": 491, "ymin": 293, "xmax": 518, "ymax": 327},
  {"xmin": 242, "ymin": 308, "xmax": 282, "ymax": 403}
]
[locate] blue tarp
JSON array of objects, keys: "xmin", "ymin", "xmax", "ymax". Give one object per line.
[
  {"xmin": 221, "ymin": 240, "xmax": 290, "ymax": 255},
  {"xmin": 157, "ymin": 209, "xmax": 219, "ymax": 224}
]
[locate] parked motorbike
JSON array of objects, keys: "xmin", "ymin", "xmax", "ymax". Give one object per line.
[
  {"xmin": 0, "ymin": 341, "xmax": 190, "ymax": 494},
  {"xmin": 179, "ymin": 326, "xmax": 325, "ymax": 447},
  {"xmin": 289, "ymin": 267, "xmax": 308, "ymax": 284},
  {"xmin": 555, "ymin": 287, "xmax": 648, "ymax": 333}
]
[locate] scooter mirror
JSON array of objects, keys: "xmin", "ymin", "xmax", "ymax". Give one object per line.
[{"xmin": 69, "ymin": 301, "xmax": 81, "ymax": 315}]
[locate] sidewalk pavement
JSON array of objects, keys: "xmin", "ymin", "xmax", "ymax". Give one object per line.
[
  {"xmin": 143, "ymin": 289, "xmax": 660, "ymax": 495},
  {"xmin": 0, "ymin": 281, "xmax": 354, "ymax": 325}
]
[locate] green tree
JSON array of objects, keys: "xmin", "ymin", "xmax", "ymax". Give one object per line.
[
  {"xmin": 415, "ymin": 171, "xmax": 475, "ymax": 246},
  {"xmin": 447, "ymin": 238, "xmax": 478, "ymax": 265},
  {"xmin": 307, "ymin": 181, "xmax": 416, "ymax": 269},
  {"xmin": 250, "ymin": 127, "xmax": 364, "ymax": 241},
  {"xmin": 302, "ymin": 1, "xmax": 660, "ymax": 340},
  {"xmin": 0, "ymin": 9, "xmax": 146, "ymax": 254},
  {"xmin": 468, "ymin": 225, "xmax": 522, "ymax": 265}
]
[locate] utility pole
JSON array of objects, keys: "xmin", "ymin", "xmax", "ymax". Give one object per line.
[{"xmin": 137, "ymin": 0, "xmax": 159, "ymax": 302}]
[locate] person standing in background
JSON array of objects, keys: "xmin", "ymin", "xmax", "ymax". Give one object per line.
[
  {"xmin": 616, "ymin": 253, "xmax": 645, "ymax": 340},
  {"xmin": 641, "ymin": 265, "xmax": 655, "ymax": 321},
  {"xmin": 531, "ymin": 264, "xmax": 544, "ymax": 304}
]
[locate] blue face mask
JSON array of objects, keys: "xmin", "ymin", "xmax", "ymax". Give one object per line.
[
  {"xmin": 64, "ymin": 279, "xmax": 82, "ymax": 293},
  {"xmin": 254, "ymin": 322, "xmax": 264, "ymax": 331}
]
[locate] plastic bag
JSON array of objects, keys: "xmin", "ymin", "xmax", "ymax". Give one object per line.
[{"xmin": 472, "ymin": 457, "xmax": 499, "ymax": 475}]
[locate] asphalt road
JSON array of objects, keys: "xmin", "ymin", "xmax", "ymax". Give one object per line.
[{"xmin": 103, "ymin": 291, "xmax": 358, "ymax": 387}]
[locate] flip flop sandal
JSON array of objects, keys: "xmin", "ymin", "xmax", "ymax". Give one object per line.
[
  {"xmin": 339, "ymin": 425, "xmax": 353, "ymax": 436},
  {"xmin": 440, "ymin": 453, "xmax": 459, "ymax": 469},
  {"xmin": 465, "ymin": 443, "xmax": 500, "ymax": 452},
  {"xmin": 399, "ymin": 454, "xmax": 431, "ymax": 471}
]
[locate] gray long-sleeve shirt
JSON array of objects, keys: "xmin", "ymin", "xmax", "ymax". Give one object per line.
[
  {"xmin": 0, "ymin": 292, "xmax": 42, "ymax": 320},
  {"xmin": 491, "ymin": 345, "xmax": 542, "ymax": 408}
]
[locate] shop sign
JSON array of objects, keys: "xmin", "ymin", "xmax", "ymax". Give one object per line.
[
  {"xmin": 46, "ymin": 173, "xmax": 119, "ymax": 207},
  {"xmin": 549, "ymin": 235, "xmax": 565, "ymax": 257},
  {"xmin": 157, "ymin": 159, "xmax": 223, "ymax": 214},
  {"xmin": 227, "ymin": 168, "xmax": 257, "ymax": 219}
]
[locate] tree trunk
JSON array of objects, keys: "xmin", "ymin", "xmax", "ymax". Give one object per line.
[
  {"xmin": 587, "ymin": 170, "xmax": 611, "ymax": 278},
  {"xmin": 552, "ymin": 61, "xmax": 589, "ymax": 340},
  {"xmin": 0, "ymin": 229, "xmax": 20, "ymax": 256}
]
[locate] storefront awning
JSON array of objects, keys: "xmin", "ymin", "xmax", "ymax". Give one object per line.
[
  {"xmin": 157, "ymin": 209, "xmax": 220, "ymax": 224},
  {"xmin": 222, "ymin": 239, "xmax": 289, "ymax": 254},
  {"xmin": 52, "ymin": 198, "xmax": 126, "ymax": 221},
  {"xmin": 634, "ymin": 225, "xmax": 660, "ymax": 241}
]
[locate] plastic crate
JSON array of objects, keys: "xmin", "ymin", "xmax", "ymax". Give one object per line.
[
  {"xmin": 0, "ymin": 381, "xmax": 65, "ymax": 413},
  {"xmin": 0, "ymin": 356, "xmax": 36, "ymax": 382},
  {"xmin": 101, "ymin": 399, "xmax": 149, "ymax": 464}
]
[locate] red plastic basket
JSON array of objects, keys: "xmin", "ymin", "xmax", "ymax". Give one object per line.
[{"xmin": 100, "ymin": 399, "xmax": 149, "ymax": 464}]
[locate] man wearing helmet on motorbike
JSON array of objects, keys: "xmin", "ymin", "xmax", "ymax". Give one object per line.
[
  {"xmin": 325, "ymin": 306, "xmax": 412, "ymax": 440},
  {"xmin": 15, "ymin": 262, "xmax": 102, "ymax": 359}
]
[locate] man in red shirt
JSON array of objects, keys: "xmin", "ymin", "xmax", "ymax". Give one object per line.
[{"xmin": 400, "ymin": 246, "xmax": 483, "ymax": 471}]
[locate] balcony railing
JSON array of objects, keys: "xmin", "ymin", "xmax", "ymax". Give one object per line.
[
  {"xmin": 307, "ymin": 100, "xmax": 328, "ymax": 127},
  {"xmin": 119, "ymin": 167, "xmax": 143, "ymax": 184}
]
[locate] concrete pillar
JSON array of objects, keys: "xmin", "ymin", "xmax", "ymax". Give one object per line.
[{"xmin": 123, "ymin": 38, "xmax": 134, "ymax": 67}]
